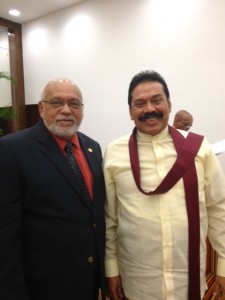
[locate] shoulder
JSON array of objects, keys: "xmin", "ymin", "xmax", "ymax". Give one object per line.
[
  {"xmin": 77, "ymin": 131, "xmax": 102, "ymax": 156},
  {"xmin": 0, "ymin": 119, "xmax": 46, "ymax": 146},
  {"xmin": 185, "ymin": 131, "xmax": 212, "ymax": 157},
  {"xmin": 104, "ymin": 134, "xmax": 131, "ymax": 159},
  {"xmin": 77, "ymin": 131, "xmax": 100, "ymax": 146},
  {"xmin": 107, "ymin": 134, "xmax": 130, "ymax": 148},
  {"xmin": 176, "ymin": 129, "xmax": 206, "ymax": 146},
  {"xmin": 0, "ymin": 126, "xmax": 36, "ymax": 145},
  {"xmin": 176, "ymin": 128, "xmax": 204, "ymax": 140}
]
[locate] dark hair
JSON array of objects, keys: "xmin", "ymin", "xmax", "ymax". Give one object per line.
[{"xmin": 128, "ymin": 70, "xmax": 170, "ymax": 106}]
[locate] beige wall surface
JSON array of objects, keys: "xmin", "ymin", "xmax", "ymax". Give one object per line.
[{"xmin": 22, "ymin": 0, "xmax": 225, "ymax": 169}]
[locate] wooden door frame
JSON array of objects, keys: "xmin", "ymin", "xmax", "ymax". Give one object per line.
[{"xmin": 0, "ymin": 17, "xmax": 26, "ymax": 131}]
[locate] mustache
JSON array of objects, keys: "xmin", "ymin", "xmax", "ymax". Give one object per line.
[{"xmin": 139, "ymin": 112, "xmax": 163, "ymax": 122}]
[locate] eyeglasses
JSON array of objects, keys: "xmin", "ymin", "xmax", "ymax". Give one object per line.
[{"xmin": 41, "ymin": 99, "xmax": 84, "ymax": 110}]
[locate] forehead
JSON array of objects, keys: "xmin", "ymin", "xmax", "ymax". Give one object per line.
[
  {"xmin": 132, "ymin": 81, "xmax": 166, "ymax": 100},
  {"xmin": 44, "ymin": 81, "xmax": 82, "ymax": 100},
  {"xmin": 182, "ymin": 115, "xmax": 193, "ymax": 122}
]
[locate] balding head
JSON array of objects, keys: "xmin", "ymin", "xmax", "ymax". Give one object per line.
[
  {"xmin": 173, "ymin": 110, "xmax": 193, "ymax": 131},
  {"xmin": 38, "ymin": 78, "xmax": 84, "ymax": 140},
  {"xmin": 41, "ymin": 78, "xmax": 83, "ymax": 102}
]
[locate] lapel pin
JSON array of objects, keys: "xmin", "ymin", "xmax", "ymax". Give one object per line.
[{"xmin": 88, "ymin": 148, "xmax": 93, "ymax": 152}]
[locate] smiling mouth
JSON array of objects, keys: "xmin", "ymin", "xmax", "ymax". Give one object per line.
[{"xmin": 144, "ymin": 116, "xmax": 156, "ymax": 120}]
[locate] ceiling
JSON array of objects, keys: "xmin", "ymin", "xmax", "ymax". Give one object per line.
[{"xmin": 0, "ymin": 0, "xmax": 85, "ymax": 24}]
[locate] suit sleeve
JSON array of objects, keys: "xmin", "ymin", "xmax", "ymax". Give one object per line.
[{"xmin": 0, "ymin": 140, "xmax": 30, "ymax": 299}]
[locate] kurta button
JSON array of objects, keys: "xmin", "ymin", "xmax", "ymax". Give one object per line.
[{"xmin": 88, "ymin": 256, "xmax": 94, "ymax": 263}]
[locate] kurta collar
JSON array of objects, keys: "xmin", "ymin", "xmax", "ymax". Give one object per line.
[{"xmin": 136, "ymin": 126, "xmax": 169, "ymax": 143}]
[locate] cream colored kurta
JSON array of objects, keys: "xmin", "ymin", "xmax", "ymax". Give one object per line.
[{"xmin": 103, "ymin": 126, "xmax": 225, "ymax": 300}]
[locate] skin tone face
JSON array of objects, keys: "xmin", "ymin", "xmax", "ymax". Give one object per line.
[
  {"xmin": 129, "ymin": 81, "xmax": 171, "ymax": 136},
  {"xmin": 38, "ymin": 79, "xmax": 84, "ymax": 140},
  {"xmin": 174, "ymin": 113, "xmax": 193, "ymax": 131}
]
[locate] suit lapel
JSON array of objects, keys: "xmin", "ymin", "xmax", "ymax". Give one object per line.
[
  {"xmin": 78, "ymin": 133, "xmax": 99, "ymax": 184},
  {"xmin": 78, "ymin": 133, "xmax": 101, "ymax": 206},
  {"xmin": 35, "ymin": 120, "xmax": 92, "ymax": 211}
]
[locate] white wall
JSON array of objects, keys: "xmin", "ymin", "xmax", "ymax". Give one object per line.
[{"xmin": 22, "ymin": 0, "xmax": 225, "ymax": 168}]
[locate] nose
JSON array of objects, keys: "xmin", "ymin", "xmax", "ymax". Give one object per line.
[
  {"xmin": 143, "ymin": 101, "xmax": 156, "ymax": 112},
  {"xmin": 61, "ymin": 103, "xmax": 72, "ymax": 114}
]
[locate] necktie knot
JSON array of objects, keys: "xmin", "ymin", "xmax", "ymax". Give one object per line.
[{"xmin": 64, "ymin": 140, "xmax": 73, "ymax": 155}]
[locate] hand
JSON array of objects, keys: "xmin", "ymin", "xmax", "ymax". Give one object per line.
[
  {"xmin": 106, "ymin": 275, "xmax": 125, "ymax": 300},
  {"xmin": 213, "ymin": 275, "xmax": 225, "ymax": 299}
]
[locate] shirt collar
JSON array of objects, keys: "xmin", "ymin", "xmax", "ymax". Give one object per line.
[
  {"xmin": 136, "ymin": 126, "xmax": 169, "ymax": 142},
  {"xmin": 51, "ymin": 133, "xmax": 80, "ymax": 152}
]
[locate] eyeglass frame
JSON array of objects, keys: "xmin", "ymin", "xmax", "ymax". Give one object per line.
[{"xmin": 41, "ymin": 99, "xmax": 84, "ymax": 110}]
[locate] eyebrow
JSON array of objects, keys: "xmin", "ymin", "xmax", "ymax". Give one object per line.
[
  {"xmin": 49, "ymin": 97, "xmax": 81, "ymax": 102},
  {"xmin": 133, "ymin": 94, "xmax": 164, "ymax": 101}
]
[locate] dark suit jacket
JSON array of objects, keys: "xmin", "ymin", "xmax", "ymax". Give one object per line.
[{"xmin": 0, "ymin": 119, "xmax": 106, "ymax": 300}]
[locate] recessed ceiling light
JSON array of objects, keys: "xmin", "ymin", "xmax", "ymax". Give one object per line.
[{"xmin": 9, "ymin": 9, "xmax": 21, "ymax": 17}]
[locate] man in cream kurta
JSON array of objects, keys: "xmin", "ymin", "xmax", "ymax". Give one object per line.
[{"xmin": 103, "ymin": 70, "xmax": 225, "ymax": 300}]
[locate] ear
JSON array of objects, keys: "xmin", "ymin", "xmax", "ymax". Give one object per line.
[
  {"xmin": 129, "ymin": 106, "xmax": 134, "ymax": 120},
  {"xmin": 168, "ymin": 98, "xmax": 172, "ymax": 113},
  {"xmin": 38, "ymin": 101, "xmax": 44, "ymax": 117}
]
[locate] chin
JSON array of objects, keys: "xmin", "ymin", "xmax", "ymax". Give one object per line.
[{"xmin": 45, "ymin": 122, "xmax": 79, "ymax": 138}]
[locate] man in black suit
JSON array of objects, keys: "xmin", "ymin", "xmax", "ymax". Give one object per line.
[{"xmin": 0, "ymin": 78, "xmax": 106, "ymax": 300}]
